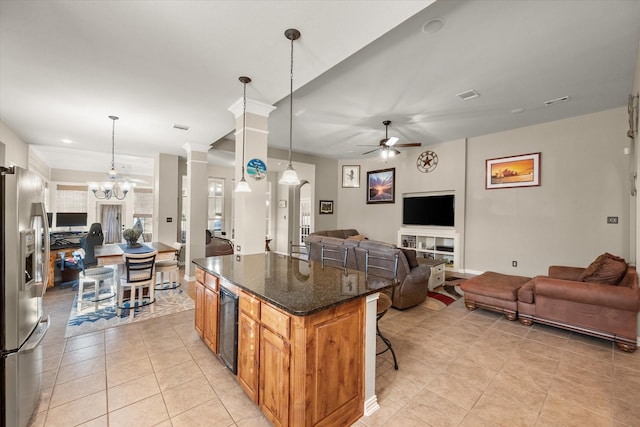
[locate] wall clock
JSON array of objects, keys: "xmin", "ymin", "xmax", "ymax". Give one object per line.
[
  {"xmin": 246, "ymin": 158, "xmax": 267, "ymax": 180},
  {"xmin": 417, "ymin": 150, "xmax": 438, "ymax": 173}
]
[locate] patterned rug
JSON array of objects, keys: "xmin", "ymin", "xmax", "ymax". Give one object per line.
[
  {"xmin": 65, "ymin": 286, "xmax": 194, "ymax": 338},
  {"xmin": 422, "ymin": 277, "xmax": 465, "ymax": 311}
]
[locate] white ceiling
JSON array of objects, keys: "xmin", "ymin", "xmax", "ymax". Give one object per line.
[{"xmin": 2, "ymin": 0, "xmax": 640, "ymax": 178}]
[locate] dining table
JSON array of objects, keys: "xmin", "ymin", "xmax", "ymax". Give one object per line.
[{"xmin": 94, "ymin": 241, "xmax": 178, "ymax": 266}]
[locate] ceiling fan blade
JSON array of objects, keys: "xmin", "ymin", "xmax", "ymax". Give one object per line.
[
  {"xmin": 385, "ymin": 136, "xmax": 400, "ymax": 146},
  {"xmin": 357, "ymin": 144, "xmax": 380, "ymax": 147},
  {"xmin": 394, "ymin": 143, "xmax": 422, "ymax": 148},
  {"xmin": 362, "ymin": 147, "xmax": 381, "ymax": 155}
]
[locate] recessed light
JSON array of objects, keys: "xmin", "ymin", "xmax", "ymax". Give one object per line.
[
  {"xmin": 456, "ymin": 89, "xmax": 480, "ymax": 101},
  {"xmin": 422, "ymin": 18, "xmax": 445, "ymax": 34},
  {"xmin": 61, "ymin": 139, "xmax": 72, "ymax": 144},
  {"xmin": 511, "ymin": 108, "xmax": 525, "ymax": 114}
]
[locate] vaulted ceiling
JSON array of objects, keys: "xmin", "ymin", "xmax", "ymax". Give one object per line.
[{"xmin": 2, "ymin": 0, "xmax": 639, "ymax": 177}]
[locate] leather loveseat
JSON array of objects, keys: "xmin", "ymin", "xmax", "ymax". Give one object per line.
[
  {"xmin": 517, "ymin": 260, "xmax": 640, "ymax": 352},
  {"xmin": 205, "ymin": 230, "xmax": 234, "ymax": 257},
  {"xmin": 306, "ymin": 229, "xmax": 431, "ymax": 309}
]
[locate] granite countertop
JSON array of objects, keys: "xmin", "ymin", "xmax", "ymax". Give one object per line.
[{"xmin": 193, "ymin": 253, "xmax": 396, "ymax": 316}]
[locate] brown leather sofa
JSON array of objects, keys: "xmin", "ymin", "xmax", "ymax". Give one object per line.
[
  {"xmin": 517, "ymin": 265, "xmax": 640, "ymax": 352},
  {"xmin": 306, "ymin": 230, "xmax": 431, "ymax": 309},
  {"xmin": 205, "ymin": 230, "xmax": 233, "ymax": 256}
]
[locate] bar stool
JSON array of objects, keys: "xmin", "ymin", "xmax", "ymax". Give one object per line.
[
  {"xmin": 376, "ymin": 293, "xmax": 398, "ymax": 370},
  {"xmin": 154, "ymin": 242, "xmax": 183, "ymax": 291}
]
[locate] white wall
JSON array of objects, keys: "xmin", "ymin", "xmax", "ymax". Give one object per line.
[
  {"xmin": 337, "ymin": 139, "xmax": 467, "ymax": 248},
  {"xmin": 466, "ymin": 107, "xmax": 630, "ymax": 276},
  {"xmin": 0, "ymin": 121, "xmax": 28, "ymax": 168}
]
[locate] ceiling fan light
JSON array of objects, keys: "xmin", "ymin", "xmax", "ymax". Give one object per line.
[
  {"xmin": 279, "ymin": 165, "xmax": 300, "ymax": 185},
  {"xmin": 235, "ymin": 177, "xmax": 252, "ymax": 193}
]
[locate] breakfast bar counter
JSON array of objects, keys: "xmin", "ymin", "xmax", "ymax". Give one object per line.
[{"xmin": 192, "ymin": 253, "xmax": 395, "ymax": 426}]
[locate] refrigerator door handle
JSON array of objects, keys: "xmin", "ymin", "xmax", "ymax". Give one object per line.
[
  {"xmin": 33, "ymin": 201, "xmax": 49, "ymax": 297},
  {"xmin": 21, "ymin": 315, "xmax": 50, "ymax": 353}
]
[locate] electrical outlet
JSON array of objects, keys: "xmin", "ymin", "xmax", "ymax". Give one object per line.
[
  {"xmin": 607, "ymin": 216, "xmax": 619, "ymax": 224},
  {"xmin": 512, "ymin": 261, "xmax": 518, "ymax": 267},
  {"xmin": 236, "ymin": 245, "xmax": 241, "ymax": 252}
]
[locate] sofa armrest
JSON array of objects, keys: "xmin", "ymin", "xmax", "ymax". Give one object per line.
[
  {"xmin": 397, "ymin": 265, "xmax": 431, "ymax": 294},
  {"xmin": 548, "ymin": 266, "xmax": 585, "ymax": 281},
  {"xmin": 533, "ymin": 276, "xmax": 640, "ymax": 312}
]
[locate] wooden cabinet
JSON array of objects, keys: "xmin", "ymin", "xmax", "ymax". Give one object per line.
[
  {"xmin": 237, "ymin": 311, "xmax": 259, "ymax": 403},
  {"xmin": 194, "ymin": 267, "xmax": 219, "ymax": 353},
  {"xmin": 236, "ymin": 289, "xmax": 365, "ymax": 427}
]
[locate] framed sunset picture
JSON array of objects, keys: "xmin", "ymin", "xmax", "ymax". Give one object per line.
[
  {"xmin": 367, "ymin": 168, "xmax": 395, "ymax": 204},
  {"xmin": 486, "ymin": 152, "xmax": 541, "ymax": 189}
]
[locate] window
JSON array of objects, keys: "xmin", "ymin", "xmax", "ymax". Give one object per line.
[
  {"xmin": 133, "ymin": 188, "xmax": 153, "ymax": 241},
  {"xmin": 56, "ymin": 184, "xmax": 87, "ymax": 212},
  {"xmin": 208, "ymin": 178, "xmax": 224, "ymax": 234}
]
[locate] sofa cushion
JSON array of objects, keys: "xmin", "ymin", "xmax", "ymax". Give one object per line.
[
  {"xmin": 580, "ymin": 253, "xmax": 627, "ymax": 285},
  {"xmin": 401, "ymin": 248, "xmax": 419, "ymax": 269}
]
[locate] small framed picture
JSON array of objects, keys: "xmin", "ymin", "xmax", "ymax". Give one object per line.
[
  {"xmin": 366, "ymin": 168, "xmax": 395, "ymax": 204},
  {"xmin": 486, "ymin": 152, "xmax": 541, "ymax": 189},
  {"xmin": 342, "ymin": 165, "xmax": 360, "ymax": 188},
  {"xmin": 319, "ymin": 200, "xmax": 334, "ymax": 214}
]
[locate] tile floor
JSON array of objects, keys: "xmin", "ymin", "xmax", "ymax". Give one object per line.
[{"xmin": 30, "ymin": 276, "xmax": 640, "ymax": 426}]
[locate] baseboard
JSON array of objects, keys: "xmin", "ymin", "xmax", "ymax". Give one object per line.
[
  {"xmin": 363, "ymin": 395, "xmax": 379, "ymax": 416},
  {"xmin": 462, "ymin": 268, "xmax": 484, "ymax": 276}
]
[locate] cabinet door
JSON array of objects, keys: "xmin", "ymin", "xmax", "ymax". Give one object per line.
[
  {"xmin": 203, "ymin": 287, "xmax": 218, "ymax": 353},
  {"xmin": 237, "ymin": 312, "xmax": 259, "ymax": 403},
  {"xmin": 260, "ymin": 327, "xmax": 290, "ymax": 427},
  {"xmin": 194, "ymin": 281, "xmax": 205, "ymax": 338}
]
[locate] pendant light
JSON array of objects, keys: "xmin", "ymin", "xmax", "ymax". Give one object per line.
[
  {"xmin": 235, "ymin": 76, "xmax": 252, "ymax": 193},
  {"xmin": 88, "ymin": 115, "xmax": 132, "ymax": 200},
  {"xmin": 279, "ymin": 28, "xmax": 301, "ymax": 186}
]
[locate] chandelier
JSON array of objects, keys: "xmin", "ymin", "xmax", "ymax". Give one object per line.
[{"xmin": 88, "ymin": 115, "xmax": 132, "ymax": 200}]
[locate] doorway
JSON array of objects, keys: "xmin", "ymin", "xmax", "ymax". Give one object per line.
[{"xmin": 99, "ymin": 204, "xmax": 122, "ymax": 244}]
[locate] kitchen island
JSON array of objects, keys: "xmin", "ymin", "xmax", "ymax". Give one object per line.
[{"xmin": 193, "ymin": 253, "xmax": 395, "ymax": 427}]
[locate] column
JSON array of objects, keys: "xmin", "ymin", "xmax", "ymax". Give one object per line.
[
  {"xmin": 228, "ymin": 98, "xmax": 275, "ymax": 255},
  {"xmin": 153, "ymin": 153, "xmax": 179, "ymax": 245},
  {"xmin": 363, "ymin": 293, "xmax": 380, "ymax": 416},
  {"xmin": 182, "ymin": 143, "xmax": 209, "ymax": 280}
]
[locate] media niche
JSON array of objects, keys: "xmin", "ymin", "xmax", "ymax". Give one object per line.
[{"xmin": 402, "ymin": 194, "xmax": 454, "ymax": 227}]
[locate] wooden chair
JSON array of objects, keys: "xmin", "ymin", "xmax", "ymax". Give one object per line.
[
  {"xmin": 117, "ymin": 251, "xmax": 157, "ymax": 320},
  {"xmin": 154, "ymin": 242, "xmax": 183, "ymax": 290}
]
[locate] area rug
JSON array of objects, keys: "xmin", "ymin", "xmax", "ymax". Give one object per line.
[
  {"xmin": 65, "ymin": 287, "xmax": 194, "ymax": 338},
  {"xmin": 422, "ymin": 278, "xmax": 465, "ymax": 312}
]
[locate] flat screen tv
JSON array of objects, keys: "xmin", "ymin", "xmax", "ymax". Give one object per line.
[
  {"xmin": 403, "ymin": 195, "xmax": 454, "ymax": 227},
  {"xmin": 55, "ymin": 212, "xmax": 87, "ymax": 227}
]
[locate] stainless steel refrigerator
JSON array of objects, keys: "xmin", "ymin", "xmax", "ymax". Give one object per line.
[{"xmin": 1, "ymin": 166, "xmax": 50, "ymax": 427}]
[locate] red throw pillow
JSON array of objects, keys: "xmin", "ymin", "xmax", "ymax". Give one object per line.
[{"xmin": 579, "ymin": 253, "xmax": 627, "ymax": 285}]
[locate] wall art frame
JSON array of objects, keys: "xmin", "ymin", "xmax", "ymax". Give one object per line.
[
  {"xmin": 366, "ymin": 167, "xmax": 395, "ymax": 204},
  {"xmin": 342, "ymin": 165, "xmax": 360, "ymax": 188},
  {"xmin": 319, "ymin": 200, "xmax": 334, "ymax": 214},
  {"xmin": 486, "ymin": 152, "xmax": 541, "ymax": 189}
]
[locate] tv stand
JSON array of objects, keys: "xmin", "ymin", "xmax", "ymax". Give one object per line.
[{"xmin": 398, "ymin": 228, "xmax": 460, "ymax": 272}]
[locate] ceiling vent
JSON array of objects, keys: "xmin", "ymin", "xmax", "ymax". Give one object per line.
[
  {"xmin": 457, "ymin": 89, "xmax": 480, "ymax": 101},
  {"xmin": 544, "ymin": 96, "xmax": 570, "ymax": 106},
  {"xmin": 173, "ymin": 124, "xmax": 190, "ymax": 131}
]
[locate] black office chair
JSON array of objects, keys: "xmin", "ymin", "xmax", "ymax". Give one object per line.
[
  {"xmin": 58, "ymin": 223, "xmax": 104, "ymax": 289},
  {"xmin": 80, "ymin": 223, "xmax": 104, "ymax": 267}
]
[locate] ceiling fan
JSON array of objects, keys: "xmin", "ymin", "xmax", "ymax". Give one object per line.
[{"xmin": 361, "ymin": 120, "xmax": 421, "ymax": 157}]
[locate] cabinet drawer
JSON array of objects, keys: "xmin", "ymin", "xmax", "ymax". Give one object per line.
[
  {"xmin": 261, "ymin": 303, "xmax": 290, "ymax": 340},
  {"xmin": 432, "ymin": 264, "xmax": 445, "ymax": 274},
  {"xmin": 195, "ymin": 268, "xmax": 205, "ymax": 284},
  {"xmin": 239, "ymin": 291, "xmax": 260, "ymax": 320},
  {"xmin": 433, "ymin": 271, "xmax": 445, "ymax": 283},
  {"xmin": 204, "ymin": 272, "xmax": 218, "ymax": 291}
]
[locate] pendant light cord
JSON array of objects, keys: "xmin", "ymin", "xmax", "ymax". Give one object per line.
[
  {"xmin": 111, "ymin": 118, "xmax": 116, "ymax": 170},
  {"xmin": 242, "ymin": 80, "xmax": 247, "ymax": 176},
  {"xmin": 288, "ymin": 35, "xmax": 294, "ymax": 166}
]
